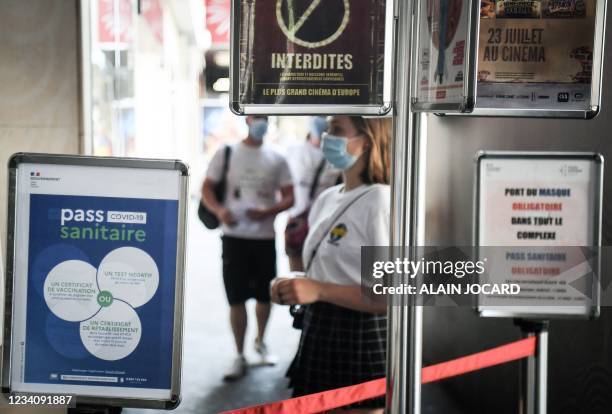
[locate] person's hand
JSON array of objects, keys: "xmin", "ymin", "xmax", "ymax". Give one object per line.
[
  {"xmin": 270, "ymin": 277, "xmax": 289, "ymax": 304},
  {"xmin": 270, "ymin": 277, "xmax": 322, "ymax": 306},
  {"xmin": 216, "ymin": 207, "xmax": 237, "ymax": 226},
  {"xmin": 246, "ymin": 207, "xmax": 272, "ymax": 221}
]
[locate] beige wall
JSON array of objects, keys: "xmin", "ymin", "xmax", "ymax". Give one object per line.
[
  {"xmin": 0, "ymin": 0, "xmax": 81, "ymax": 244},
  {"xmin": 0, "ymin": 1, "xmax": 80, "ymax": 413}
]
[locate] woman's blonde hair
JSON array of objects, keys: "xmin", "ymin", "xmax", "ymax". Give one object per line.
[{"xmin": 349, "ymin": 116, "xmax": 392, "ymax": 185}]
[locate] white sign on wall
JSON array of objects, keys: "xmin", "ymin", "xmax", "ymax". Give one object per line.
[{"xmin": 475, "ymin": 152, "xmax": 603, "ymax": 319}]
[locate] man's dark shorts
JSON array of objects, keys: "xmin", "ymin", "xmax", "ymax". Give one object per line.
[{"xmin": 221, "ymin": 235, "xmax": 277, "ymax": 305}]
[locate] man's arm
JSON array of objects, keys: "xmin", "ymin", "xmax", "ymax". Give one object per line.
[
  {"xmin": 271, "ymin": 184, "xmax": 295, "ymax": 215},
  {"xmin": 202, "ymin": 178, "xmax": 236, "ymax": 225},
  {"xmin": 201, "ymin": 178, "xmax": 221, "ymax": 213}
]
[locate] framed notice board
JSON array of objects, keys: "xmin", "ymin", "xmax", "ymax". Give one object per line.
[
  {"xmin": 474, "ymin": 151, "xmax": 603, "ymax": 319},
  {"xmin": 473, "ymin": 0, "xmax": 606, "ymax": 117},
  {"xmin": 2, "ymin": 153, "xmax": 188, "ymax": 409},
  {"xmin": 412, "ymin": 0, "xmax": 481, "ymax": 112},
  {"xmin": 230, "ymin": 0, "xmax": 394, "ymax": 115},
  {"xmin": 414, "ymin": 0, "xmax": 606, "ymax": 118}
]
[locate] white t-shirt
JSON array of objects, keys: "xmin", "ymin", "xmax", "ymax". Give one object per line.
[
  {"xmin": 303, "ymin": 184, "xmax": 390, "ymax": 285},
  {"xmin": 287, "ymin": 142, "xmax": 341, "ymax": 216},
  {"xmin": 206, "ymin": 141, "xmax": 293, "ymax": 239}
]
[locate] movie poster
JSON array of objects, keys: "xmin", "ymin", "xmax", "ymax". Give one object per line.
[
  {"xmin": 416, "ymin": 0, "xmax": 471, "ymax": 107},
  {"xmin": 477, "ymin": 0, "xmax": 596, "ymax": 110},
  {"xmin": 238, "ymin": 0, "xmax": 387, "ymax": 106}
]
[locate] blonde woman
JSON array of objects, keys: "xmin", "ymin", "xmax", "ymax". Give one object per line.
[{"xmin": 271, "ymin": 116, "xmax": 391, "ymax": 413}]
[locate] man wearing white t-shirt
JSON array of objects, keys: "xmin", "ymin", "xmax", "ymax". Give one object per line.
[{"xmin": 202, "ymin": 115, "xmax": 294, "ymax": 381}]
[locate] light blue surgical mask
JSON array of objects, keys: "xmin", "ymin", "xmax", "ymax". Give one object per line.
[
  {"xmin": 249, "ymin": 119, "xmax": 268, "ymax": 142},
  {"xmin": 321, "ymin": 132, "xmax": 358, "ymax": 170}
]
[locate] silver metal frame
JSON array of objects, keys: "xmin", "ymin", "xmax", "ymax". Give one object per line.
[
  {"xmin": 465, "ymin": 0, "xmax": 608, "ymax": 118},
  {"xmin": 473, "ymin": 151, "xmax": 604, "ymax": 320},
  {"xmin": 1, "ymin": 153, "xmax": 189, "ymax": 410},
  {"xmin": 411, "ymin": 0, "xmax": 480, "ymax": 113},
  {"xmin": 229, "ymin": 0, "xmax": 394, "ymax": 115},
  {"xmin": 386, "ymin": 0, "xmax": 423, "ymax": 412}
]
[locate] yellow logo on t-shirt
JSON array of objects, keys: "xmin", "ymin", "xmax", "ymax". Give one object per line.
[{"xmin": 328, "ymin": 223, "xmax": 348, "ymax": 245}]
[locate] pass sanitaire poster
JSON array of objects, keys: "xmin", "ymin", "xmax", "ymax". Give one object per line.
[{"xmin": 22, "ymin": 193, "xmax": 178, "ymax": 391}]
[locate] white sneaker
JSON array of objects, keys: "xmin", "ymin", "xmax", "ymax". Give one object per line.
[
  {"xmin": 254, "ymin": 339, "xmax": 277, "ymax": 366},
  {"xmin": 223, "ymin": 355, "xmax": 247, "ymax": 381}
]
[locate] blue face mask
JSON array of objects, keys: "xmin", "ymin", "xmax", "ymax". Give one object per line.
[
  {"xmin": 321, "ymin": 133, "xmax": 358, "ymax": 170},
  {"xmin": 249, "ymin": 119, "xmax": 268, "ymax": 142}
]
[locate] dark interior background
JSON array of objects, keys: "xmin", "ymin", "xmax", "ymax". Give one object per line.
[{"xmin": 421, "ymin": 8, "xmax": 612, "ymax": 414}]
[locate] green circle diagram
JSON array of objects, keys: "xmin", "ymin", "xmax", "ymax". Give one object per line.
[{"xmin": 97, "ymin": 291, "xmax": 113, "ymax": 307}]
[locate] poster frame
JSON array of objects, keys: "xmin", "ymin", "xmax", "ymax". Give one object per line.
[
  {"xmin": 1, "ymin": 153, "xmax": 188, "ymax": 410},
  {"xmin": 473, "ymin": 151, "xmax": 603, "ymax": 319},
  {"xmin": 229, "ymin": 0, "xmax": 395, "ymax": 115},
  {"xmin": 411, "ymin": 0, "xmax": 481, "ymax": 113},
  {"xmin": 441, "ymin": 0, "xmax": 607, "ymax": 118}
]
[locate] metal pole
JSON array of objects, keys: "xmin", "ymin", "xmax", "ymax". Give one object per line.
[
  {"xmin": 517, "ymin": 320, "xmax": 548, "ymax": 414},
  {"xmin": 537, "ymin": 328, "xmax": 548, "ymax": 414},
  {"xmin": 519, "ymin": 333, "xmax": 536, "ymax": 414},
  {"xmin": 386, "ymin": 0, "xmax": 423, "ymax": 412}
]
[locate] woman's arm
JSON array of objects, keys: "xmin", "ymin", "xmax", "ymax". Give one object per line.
[{"xmin": 271, "ymin": 277, "xmax": 387, "ymax": 314}]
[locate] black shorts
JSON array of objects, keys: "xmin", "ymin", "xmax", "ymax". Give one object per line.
[{"xmin": 221, "ymin": 235, "xmax": 277, "ymax": 305}]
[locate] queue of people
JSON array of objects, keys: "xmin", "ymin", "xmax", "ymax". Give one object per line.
[{"xmin": 201, "ymin": 115, "xmax": 391, "ymax": 413}]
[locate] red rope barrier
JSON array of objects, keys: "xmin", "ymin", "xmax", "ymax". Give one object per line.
[
  {"xmin": 221, "ymin": 336, "xmax": 536, "ymax": 414},
  {"xmin": 422, "ymin": 336, "xmax": 536, "ymax": 384}
]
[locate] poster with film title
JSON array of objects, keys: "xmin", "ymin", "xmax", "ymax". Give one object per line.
[
  {"xmin": 239, "ymin": 0, "xmax": 387, "ymax": 106},
  {"xmin": 21, "ymin": 193, "xmax": 178, "ymax": 394},
  {"xmin": 416, "ymin": 0, "xmax": 470, "ymax": 106},
  {"xmin": 478, "ymin": 0, "xmax": 596, "ymax": 110},
  {"xmin": 478, "ymin": 157, "xmax": 599, "ymax": 316}
]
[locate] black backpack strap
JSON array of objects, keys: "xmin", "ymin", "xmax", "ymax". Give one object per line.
[
  {"xmin": 216, "ymin": 145, "xmax": 232, "ymax": 204},
  {"xmin": 308, "ymin": 158, "xmax": 327, "ymax": 200},
  {"xmin": 222, "ymin": 145, "xmax": 231, "ymax": 177}
]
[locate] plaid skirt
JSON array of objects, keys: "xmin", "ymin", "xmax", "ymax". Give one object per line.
[{"xmin": 287, "ymin": 302, "xmax": 387, "ymax": 409}]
